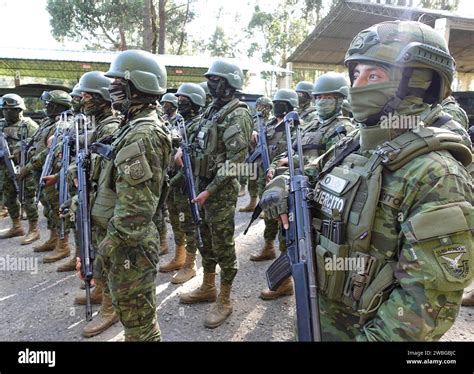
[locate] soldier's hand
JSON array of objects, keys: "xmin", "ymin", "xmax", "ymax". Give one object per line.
[
  {"xmin": 192, "ymin": 190, "xmax": 211, "ymax": 206},
  {"xmin": 18, "ymin": 165, "xmax": 30, "ymax": 180},
  {"xmin": 277, "ymin": 157, "xmax": 289, "ymax": 167},
  {"xmin": 73, "ymin": 177, "xmax": 78, "ymax": 188},
  {"xmin": 42, "ymin": 175, "xmax": 58, "ymax": 187},
  {"xmin": 266, "ymin": 169, "xmax": 274, "ymax": 183},
  {"xmin": 260, "ymin": 176, "xmax": 289, "ymax": 223},
  {"xmin": 75, "ymin": 257, "xmax": 95, "ymax": 286},
  {"xmin": 251, "ymin": 131, "xmax": 258, "ymax": 145},
  {"xmin": 175, "ymin": 147, "xmax": 184, "ymax": 168}
]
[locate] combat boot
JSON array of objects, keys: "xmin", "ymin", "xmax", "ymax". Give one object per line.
[
  {"xmin": 462, "ymin": 289, "xmax": 474, "ymax": 306},
  {"xmin": 57, "ymin": 244, "xmax": 80, "ymax": 272},
  {"xmin": 239, "ymin": 197, "xmax": 257, "ymax": 212},
  {"xmin": 159, "ymin": 244, "xmax": 185, "ymax": 272},
  {"xmin": 171, "ymin": 252, "xmax": 197, "ymax": 284},
  {"xmin": 21, "ymin": 220, "xmax": 40, "ymax": 245},
  {"xmin": 0, "ymin": 218, "xmax": 24, "ymax": 239},
  {"xmin": 260, "ymin": 277, "xmax": 294, "ymax": 300},
  {"xmin": 82, "ymin": 292, "xmax": 119, "ymax": 338},
  {"xmin": 33, "ymin": 230, "xmax": 59, "ymax": 252},
  {"xmin": 204, "ymin": 283, "xmax": 233, "ymax": 328},
  {"xmin": 250, "ymin": 240, "xmax": 276, "ymax": 261},
  {"xmin": 43, "ymin": 233, "xmax": 71, "ymax": 263},
  {"xmin": 74, "ymin": 281, "xmax": 103, "ymax": 305},
  {"xmin": 179, "ymin": 272, "xmax": 217, "ymax": 304},
  {"xmin": 159, "ymin": 229, "xmax": 169, "ymax": 255}
]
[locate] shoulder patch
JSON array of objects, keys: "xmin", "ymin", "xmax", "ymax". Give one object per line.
[{"xmin": 434, "ymin": 245, "xmax": 471, "ymax": 281}]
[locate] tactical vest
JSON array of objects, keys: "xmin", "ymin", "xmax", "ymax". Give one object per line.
[
  {"xmin": 312, "ymin": 126, "xmax": 472, "ymax": 324},
  {"xmin": 299, "ymin": 115, "xmax": 352, "ymax": 163},
  {"xmin": 193, "ymin": 98, "xmax": 248, "ymax": 179},
  {"xmin": 264, "ymin": 118, "xmax": 287, "ymax": 162},
  {"xmin": 90, "ymin": 116, "xmax": 170, "ymax": 229}
]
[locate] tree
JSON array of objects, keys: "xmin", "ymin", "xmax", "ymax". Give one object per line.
[
  {"xmin": 47, "ymin": 0, "xmax": 196, "ymax": 53},
  {"xmin": 246, "ymin": 1, "xmax": 317, "ymax": 66},
  {"xmin": 47, "ymin": 0, "xmax": 144, "ymax": 51}
]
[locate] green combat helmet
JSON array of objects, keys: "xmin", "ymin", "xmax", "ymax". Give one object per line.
[
  {"xmin": 176, "ymin": 83, "xmax": 206, "ymax": 107},
  {"xmin": 71, "ymin": 84, "xmax": 82, "ymax": 98},
  {"xmin": 295, "ymin": 81, "xmax": 314, "ymax": 96},
  {"xmin": 204, "ymin": 60, "xmax": 244, "ymax": 89},
  {"xmin": 272, "ymin": 88, "xmax": 299, "ymax": 109},
  {"xmin": 312, "ymin": 72, "xmax": 349, "ymax": 98},
  {"xmin": 345, "ymin": 20, "xmax": 455, "ymax": 104},
  {"xmin": 77, "ymin": 71, "xmax": 113, "ymax": 101},
  {"xmin": 199, "ymin": 81, "xmax": 210, "ymax": 96},
  {"xmin": 105, "ymin": 49, "xmax": 167, "ymax": 95},
  {"xmin": 0, "ymin": 93, "xmax": 26, "ymax": 110},
  {"xmin": 161, "ymin": 93, "xmax": 178, "ymax": 108},
  {"xmin": 40, "ymin": 90, "xmax": 72, "ymax": 108},
  {"xmin": 256, "ymin": 96, "xmax": 273, "ymax": 108}
]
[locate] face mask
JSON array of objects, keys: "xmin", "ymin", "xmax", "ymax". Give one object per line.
[
  {"xmin": 3, "ymin": 109, "xmax": 20, "ymax": 124},
  {"xmin": 298, "ymin": 92, "xmax": 311, "ymax": 108},
  {"xmin": 45, "ymin": 102, "xmax": 59, "ymax": 117},
  {"xmin": 178, "ymin": 101, "xmax": 193, "ymax": 118},
  {"xmin": 207, "ymin": 79, "xmax": 232, "ymax": 100},
  {"xmin": 273, "ymin": 102, "xmax": 290, "ymax": 118},
  {"xmin": 162, "ymin": 102, "xmax": 176, "ymax": 116},
  {"xmin": 257, "ymin": 105, "xmax": 271, "ymax": 119},
  {"xmin": 109, "ymin": 79, "xmax": 129, "ymax": 114},
  {"xmin": 72, "ymin": 97, "xmax": 82, "ymax": 113},
  {"xmin": 348, "ymin": 81, "xmax": 399, "ymax": 126},
  {"xmin": 315, "ymin": 98, "xmax": 338, "ymax": 120}
]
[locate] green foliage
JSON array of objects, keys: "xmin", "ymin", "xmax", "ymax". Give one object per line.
[
  {"xmin": 419, "ymin": 0, "xmax": 459, "ymax": 10},
  {"xmin": 47, "ymin": 0, "xmax": 144, "ymax": 50},
  {"xmin": 245, "ymin": 0, "xmax": 327, "ymax": 66}
]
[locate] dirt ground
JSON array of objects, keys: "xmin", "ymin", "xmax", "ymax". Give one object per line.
[{"xmin": 0, "ymin": 194, "xmax": 472, "ymax": 342}]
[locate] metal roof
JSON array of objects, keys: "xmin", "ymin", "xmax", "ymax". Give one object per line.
[{"xmin": 288, "ymin": 0, "xmax": 474, "ymax": 73}]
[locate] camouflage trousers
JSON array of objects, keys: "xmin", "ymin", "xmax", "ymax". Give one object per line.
[
  {"xmin": 168, "ymin": 186, "xmax": 197, "ymax": 254},
  {"xmin": 95, "ymin": 225, "xmax": 161, "ymax": 341},
  {"xmin": 40, "ymin": 184, "xmax": 61, "ymax": 232},
  {"xmin": 199, "ymin": 178, "xmax": 239, "ymax": 285},
  {"xmin": 153, "ymin": 204, "xmax": 168, "ymax": 237},
  {"xmin": 0, "ymin": 170, "xmax": 38, "ymax": 221},
  {"xmin": 239, "ymin": 175, "xmax": 258, "ymax": 198}
]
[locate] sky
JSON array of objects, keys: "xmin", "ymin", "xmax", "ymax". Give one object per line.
[{"xmin": 0, "ymin": 0, "xmax": 473, "ymax": 51}]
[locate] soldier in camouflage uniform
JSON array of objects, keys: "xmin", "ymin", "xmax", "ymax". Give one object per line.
[
  {"xmin": 296, "ymin": 81, "xmax": 318, "ymax": 130},
  {"xmin": 260, "ymin": 20, "xmax": 473, "ymax": 341},
  {"xmin": 19, "ymin": 90, "xmax": 73, "ymax": 256},
  {"xmin": 21, "ymin": 91, "xmax": 74, "ymax": 264},
  {"xmin": 249, "ymin": 89, "xmax": 298, "ymax": 267},
  {"xmin": 159, "ymin": 83, "xmax": 206, "ymax": 285},
  {"xmin": 66, "ymin": 71, "xmax": 121, "ymax": 337},
  {"xmin": 87, "ymin": 50, "xmax": 171, "ymax": 341},
  {"xmin": 156, "ymin": 93, "xmax": 178, "ymax": 256},
  {"xmin": 70, "ymin": 84, "xmax": 83, "ymax": 114},
  {"xmin": 239, "ymin": 96, "xmax": 273, "ymax": 212},
  {"xmin": 161, "ymin": 92, "xmax": 178, "ymax": 127},
  {"xmin": 442, "ymin": 96, "xmax": 469, "ymax": 130},
  {"xmin": 0, "ymin": 94, "xmax": 39, "ymax": 243},
  {"xmin": 178, "ymin": 60, "xmax": 253, "ymax": 328},
  {"xmin": 199, "ymin": 81, "xmax": 213, "ymax": 109}
]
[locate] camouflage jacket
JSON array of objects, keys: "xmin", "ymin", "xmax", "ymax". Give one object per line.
[
  {"xmin": 96, "ymin": 107, "xmax": 171, "ymax": 247},
  {"xmin": 0, "ymin": 116, "xmax": 38, "ymax": 165},
  {"xmin": 442, "ymin": 96, "xmax": 469, "ymax": 130},
  {"xmin": 298, "ymin": 103, "xmax": 318, "ymax": 130},
  {"xmin": 192, "ymin": 98, "xmax": 253, "ymax": 194}
]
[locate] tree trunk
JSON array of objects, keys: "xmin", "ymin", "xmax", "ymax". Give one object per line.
[
  {"xmin": 176, "ymin": 0, "xmax": 191, "ymax": 55},
  {"xmin": 158, "ymin": 0, "xmax": 167, "ymax": 54},
  {"xmin": 151, "ymin": 1, "xmax": 158, "ymax": 54},
  {"xmin": 143, "ymin": 0, "xmax": 153, "ymax": 51}
]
